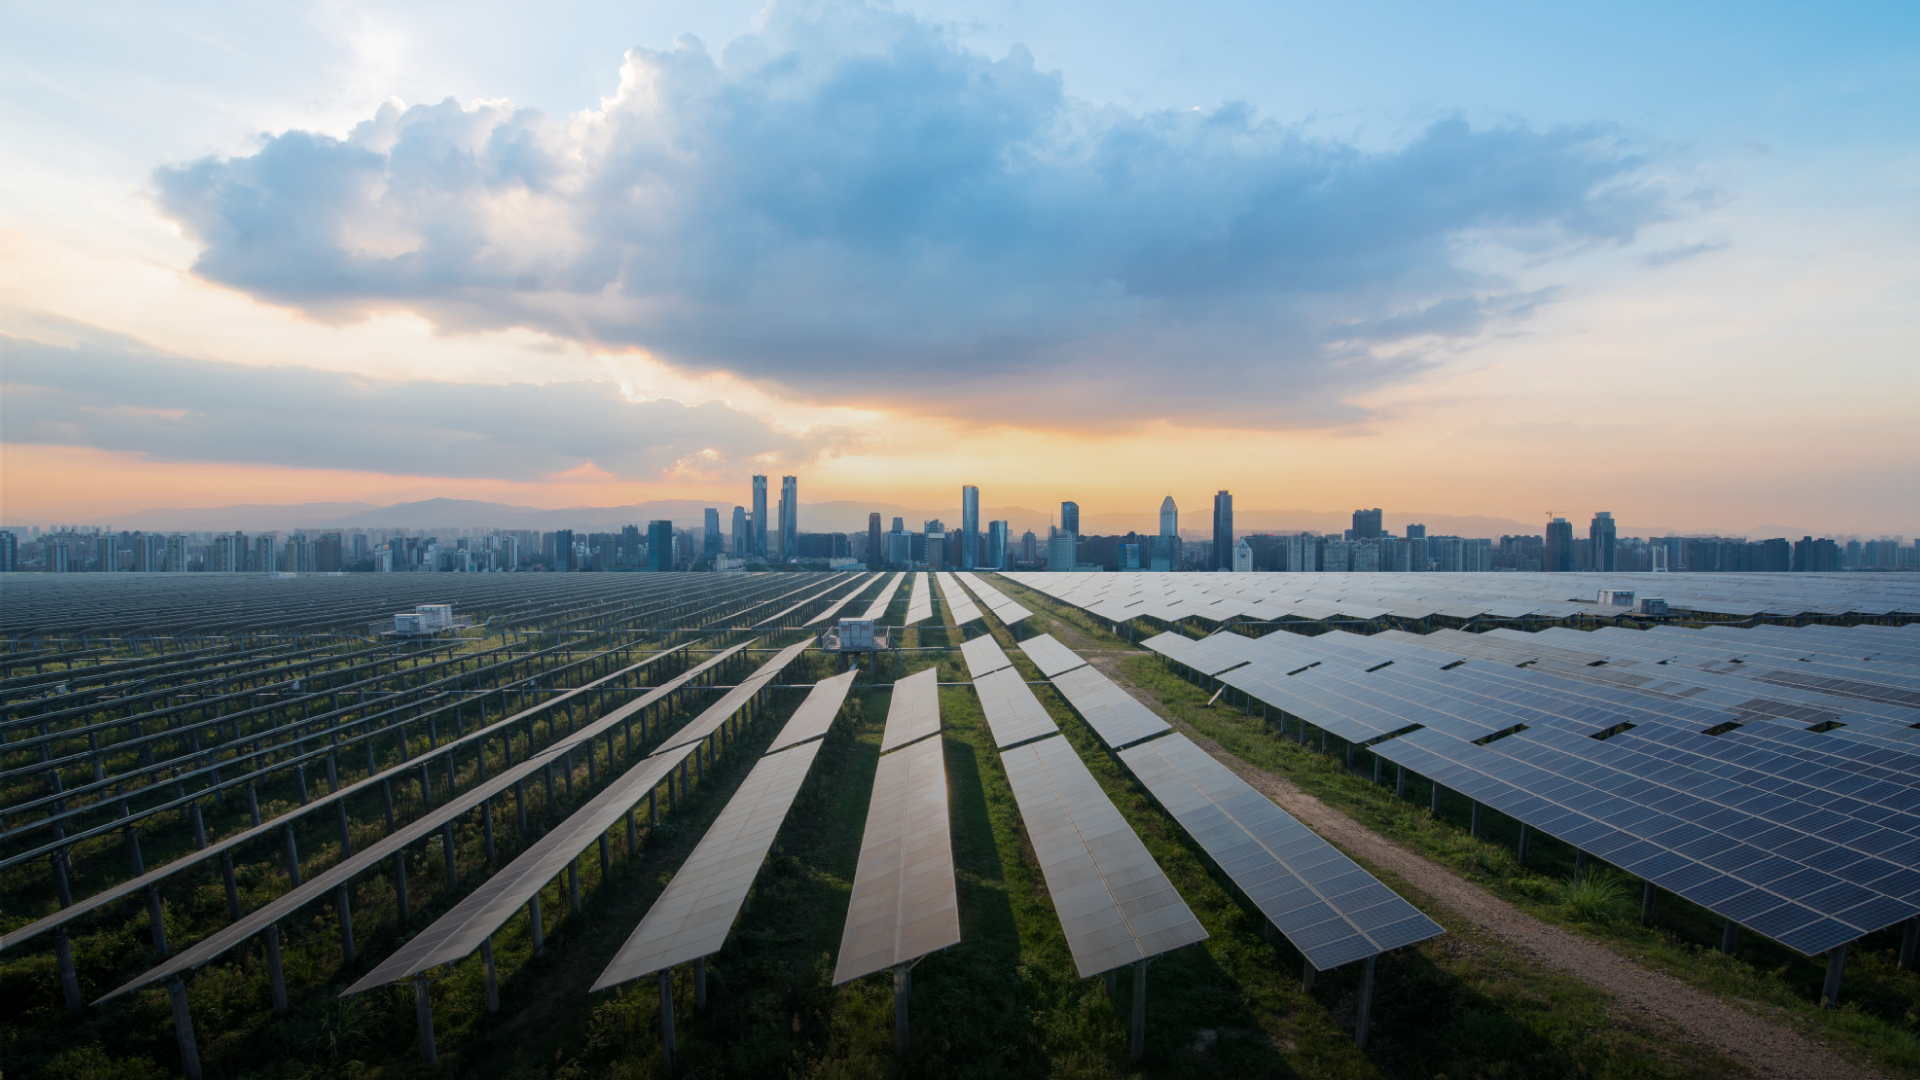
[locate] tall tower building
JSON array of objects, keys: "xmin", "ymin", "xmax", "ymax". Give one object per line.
[
  {"xmin": 752, "ymin": 475, "xmax": 769, "ymax": 557},
  {"xmin": 703, "ymin": 508, "xmax": 721, "ymax": 557},
  {"xmin": 1159, "ymin": 496, "xmax": 1178, "ymax": 537},
  {"xmin": 1545, "ymin": 517, "xmax": 1574, "ymax": 572},
  {"xmin": 779, "ymin": 475, "xmax": 798, "ymax": 559},
  {"xmin": 731, "ymin": 506, "xmax": 749, "ymax": 557},
  {"xmin": 1589, "ymin": 512, "xmax": 1617, "ymax": 572},
  {"xmin": 1060, "ymin": 501, "xmax": 1080, "ymax": 537},
  {"xmin": 868, "ymin": 513, "xmax": 882, "ymax": 565},
  {"xmin": 1212, "ymin": 491, "xmax": 1234, "ymax": 571},
  {"xmin": 961, "ymin": 485, "xmax": 980, "ymax": 569}
]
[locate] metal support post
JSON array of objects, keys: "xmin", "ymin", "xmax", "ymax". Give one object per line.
[
  {"xmin": 51, "ymin": 848, "xmax": 73, "ymax": 908},
  {"xmin": 627, "ymin": 807, "xmax": 638, "ymax": 853},
  {"xmin": 146, "ymin": 885, "xmax": 169, "ymax": 958},
  {"xmin": 266, "ymin": 924, "xmax": 289, "ymax": 1015},
  {"xmin": 1720, "ymin": 919, "xmax": 1738, "ymax": 955},
  {"xmin": 694, "ymin": 955, "xmax": 707, "ymax": 1008},
  {"xmin": 1470, "ymin": 801, "xmax": 1483, "ymax": 838},
  {"xmin": 126, "ymin": 824, "xmax": 145, "ymax": 876},
  {"xmin": 381, "ymin": 780, "xmax": 396, "ymax": 834},
  {"xmin": 483, "ymin": 798, "xmax": 496, "ymax": 861},
  {"xmin": 650, "ymin": 789, "xmax": 659, "ymax": 824},
  {"xmin": 1821, "ymin": 945, "xmax": 1847, "ymax": 1008},
  {"xmin": 482, "ymin": 936, "xmax": 500, "ymax": 1013},
  {"xmin": 336, "ymin": 884, "xmax": 355, "ymax": 963},
  {"xmin": 221, "ymin": 850, "xmax": 241, "ymax": 920},
  {"xmin": 1900, "ymin": 918, "xmax": 1919, "ymax": 971},
  {"xmin": 1302, "ymin": 959, "xmax": 1316, "ymax": 991},
  {"xmin": 600, "ymin": 832, "xmax": 611, "ymax": 879},
  {"xmin": 1372, "ymin": 754, "xmax": 1382, "ymax": 784},
  {"xmin": 1131, "ymin": 960, "xmax": 1148, "ymax": 1061},
  {"xmin": 168, "ymin": 976, "xmax": 203, "ymax": 1080},
  {"xmin": 530, "ymin": 895, "xmax": 545, "ymax": 956},
  {"xmin": 394, "ymin": 851, "xmax": 410, "ymax": 923},
  {"xmin": 1517, "ymin": 824, "xmax": 1531, "ymax": 866},
  {"xmin": 1640, "ymin": 879, "xmax": 1657, "ymax": 924},
  {"xmin": 414, "ymin": 973, "xmax": 438, "ymax": 1065},
  {"xmin": 56, "ymin": 927, "xmax": 83, "ymax": 1018},
  {"xmin": 515, "ymin": 779, "xmax": 528, "ymax": 832},
  {"xmin": 283, "ymin": 824, "xmax": 301, "ymax": 886},
  {"xmin": 658, "ymin": 968, "xmax": 676, "ymax": 1070},
  {"xmin": 442, "ymin": 822, "xmax": 459, "ymax": 888},
  {"xmin": 1574, "ymin": 850, "xmax": 1589, "ymax": 879},
  {"xmin": 192, "ymin": 802, "xmax": 208, "ymax": 849},
  {"xmin": 337, "ymin": 801, "xmax": 353, "ymax": 856},
  {"xmin": 248, "ymin": 781, "xmax": 261, "ymax": 827},
  {"xmin": 1354, "ymin": 955, "xmax": 1377, "ymax": 1049},
  {"xmin": 1430, "ymin": 783, "xmax": 1441, "ymax": 815},
  {"xmin": 891, "ymin": 961, "xmax": 911, "ymax": 1055},
  {"xmin": 570, "ymin": 860, "xmax": 582, "ymax": 913}
]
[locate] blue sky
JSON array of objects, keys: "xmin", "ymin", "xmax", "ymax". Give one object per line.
[{"xmin": 2, "ymin": 1, "xmax": 1916, "ymax": 533}]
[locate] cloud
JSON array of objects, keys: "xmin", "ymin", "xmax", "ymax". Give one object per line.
[
  {"xmin": 151, "ymin": 0, "xmax": 1672, "ymax": 427},
  {"xmin": 1639, "ymin": 239, "xmax": 1728, "ymax": 267},
  {"xmin": 0, "ymin": 330, "xmax": 828, "ymax": 481}
]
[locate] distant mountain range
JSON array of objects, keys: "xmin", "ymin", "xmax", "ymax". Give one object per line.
[{"xmin": 86, "ymin": 496, "xmax": 1806, "ymax": 539}]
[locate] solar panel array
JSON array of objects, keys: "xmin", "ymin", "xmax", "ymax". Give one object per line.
[
  {"xmin": 808, "ymin": 575, "xmax": 881, "ymax": 625},
  {"xmin": 903, "ymin": 574, "xmax": 934, "ymax": 626},
  {"xmin": 594, "ymin": 672, "xmax": 852, "ymax": 989},
  {"xmin": 859, "ymin": 572, "xmax": 907, "ymax": 622},
  {"xmin": 937, "ymin": 573, "xmax": 985, "ymax": 625},
  {"xmin": 999, "ymin": 735, "xmax": 1209, "ymax": 977},
  {"xmin": 1134, "ymin": 620, "xmax": 1920, "ymax": 957},
  {"xmin": 1007, "ymin": 571, "xmax": 1920, "ymax": 625},
  {"xmin": 834, "ymin": 669, "xmax": 960, "ymax": 983},
  {"xmin": 972, "ymin": 667, "xmax": 1059, "ymax": 749},
  {"xmin": 100, "ymin": 640, "xmax": 761, "ymax": 1003},
  {"xmin": 1048, "ymin": 666, "xmax": 1171, "ymax": 749},
  {"xmin": 957, "ymin": 572, "xmax": 1032, "ymax": 625}
]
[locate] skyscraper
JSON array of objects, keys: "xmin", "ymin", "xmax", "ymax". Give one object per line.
[
  {"xmin": 1060, "ymin": 501, "xmax": 1079, "ymax": 537},
  {"xmin": 752, "ymin": 475, "xmax": 768, "ymax": 557},
  {"xmin": 961, "ymin": 485, "xmax": 980, "ymax": 569},
  {"xmin": 1544, "ymin": 518, "xmax": 1574, "ymax": 572},
  {"xmin": 779, "ymin": 475, "xmax": 798, "ymax": 559},
  {"xmin": 1589, "ymin": 512, "xmax": 1617, "ymax": 572},
  {"xmin": 1212, "ymin": 490, "xmax": 1234, "ymax": 571},
  {"xmin": 0, "ymin": 530, "xmax": 16, "ymax": 573},
  {"xmin": 553, "ymin": 529, "xmax": 574, "ymax": 572},
  {"xmin": 648, "ymin": 520, "xmax": 675, "ymax": 571},
  {"xmin": 1352, "ymin": 508, "xmax": 1384, "ymax": 540},
  {"xmin": 731, "ymin": 506, "xmax": 749, "ymax": 556},
  {"xmin": 867, "ymin": 512, "xmax": 882, "ymax": 565},
  {"xmin": 988, "ymin": 520, "xmax": 1009, "ymax": 569},
  {"xmin": 1159, "ymin": 496, "xmax": 1178, "ymax": 537}
]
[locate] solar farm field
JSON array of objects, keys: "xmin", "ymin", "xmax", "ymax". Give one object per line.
[{"xmin": 4, "ymin": 571, "xmax": 1909, "ymax": 1079}]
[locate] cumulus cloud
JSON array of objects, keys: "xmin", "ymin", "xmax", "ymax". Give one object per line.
[
  {"xmin": 1, "ymin": 331, "xmax": 826, "ymax": 480},
  {"xmin": 152, "ymin": 0, "xmax": 1671, "ymax": 427}
]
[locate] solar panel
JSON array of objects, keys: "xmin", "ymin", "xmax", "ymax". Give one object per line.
[
  {"xmin": 1018, "ymin": 634, "xmax": 1089, "ymax": 678},
  {"xmin": 765, "ymin": 670, "xmax": 858, "ymax": 754},
  {"xmin": 807, "ymin": 574, "xmax": 880, "ymax": 625},
  {"xmin": 1119, "ymin": 734, "xmax": 1442, "ymax": 970},
  {"xmin": 652, "ymin": 640, "xmax": 811, "ymax": 756},
  {"xmin": 999, "ymin": 734, "xmax": 1207, "ymax": 976},
  {"xmin": 961, "ymin": 634, "xmax": 1014, "ymax": 679},
  {"xmin": 903, "ymin": 574, "xmax": 934, "ymax": 626},
  {"xmin": 833, "ymin": 735, "xmax": 961, "ymax": 983},
  {"xmin": 880, "ymin": 668, "xmax": 942, "ymax": 754},
  {"xmin": 938, "ymin": 572, "xmax": 985, "ymax": 625},
  {"xmin": 594, "ymin": 737, "xmax": 825, "ymax": 989},
  {"xmin": 972, "ymin": 667, "xmax": 1059, "ymax": 749},
  {"xmin": 1049, "ymin": 665, "xmax": 1170, "ymax": 749},
  {"xmin": 860, "ymin": 572, "xmax": 907, "ymax": 622},
  {"xmin": 956, "ymin": 572, "xmax": 1032, "ymax": 625}
]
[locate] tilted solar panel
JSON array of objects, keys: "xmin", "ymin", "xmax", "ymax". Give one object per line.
[{"xmin": 833, "ymin": 736, "xmax": 961, "ymax": 983}]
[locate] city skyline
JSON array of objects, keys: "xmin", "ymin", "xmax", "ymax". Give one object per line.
[{"xmin": 3, "ymin": 2, "xmax": 1916, "ymax": 533}]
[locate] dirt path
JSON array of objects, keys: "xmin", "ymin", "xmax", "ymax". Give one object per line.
[{"xmin": 1091, "ymin": 655, "xmax": 1883, "ymax": 1080}]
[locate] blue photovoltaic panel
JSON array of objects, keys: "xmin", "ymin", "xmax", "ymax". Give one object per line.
[{"xmin": 1120, "ymin": 734, "xmax": 1442, "ymax": 970}]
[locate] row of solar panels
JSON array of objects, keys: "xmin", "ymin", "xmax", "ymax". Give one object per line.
[
  {"xmin": 1005, "ymin": 570, "xmax": 1920, "ymax": 623},
  {"xmin": 1138, "ymin": 620, "xmax": 1920, "ymax": 957},
  {"xmin": 969, "ymin": 629, "xmax": 1442, "ymax": 976}
]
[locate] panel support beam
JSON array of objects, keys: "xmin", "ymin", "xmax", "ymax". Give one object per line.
[
  {"xmin": 167, "ymin": 976, "xmax": 202, "ymax": 1080},
  {"xmin": 1131, "ymin": 960, "xmax": 1149, "ymax": 1061},
  {"xmin": 658, "ymin": 968, "xmax": 676, "ymax": 1070},
  {"xmin": 1354, "ymin": 954, "xmax": 1377, "ymax": 1049},
  {"xmin": 1821, "ymin": 945, "xmax": 1847, "ymax": 1009},
  {"xmin": 265, "ymin": 924, "xmax": 288, "ymax": 1015},
  {"xmin": 414, "ymin": 973, "xmax": 437, "ymax": 1065},
  {"xmin": 1900, "ymin": 918, "xmax": 1918, "ymax": 972},
  {"xmin": 893, "ymin": 962, "xmax": 911, "ymax": 1056}
]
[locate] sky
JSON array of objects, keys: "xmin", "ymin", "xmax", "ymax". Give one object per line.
[{"xmin": 2, "ymin": 0, "xmax": 1916, "ymax": 536}]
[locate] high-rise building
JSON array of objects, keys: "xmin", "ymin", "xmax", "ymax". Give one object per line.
[
  {"xmin": 780, "ymin": 476, "xmax": 798, "ymax": 559},
  {"xmin": 988, "ymin": 520, "xmax": 1010, "ymax": 569},
  {"xmin": 1544, "ymin": 518, "xmax": 1574, "ymax": 572},
  {"xmin": 752, "ymin": 475, "xmax": 769, "ymax": 557},
  {"xmin": 0, "ymin": 530, "xmax": 15, "ymax": 573},
  {"xmin": 648, "ymin": 520, "xmax": 675, "ymax": 571},
  {"xmin": 731, "ymin": 507, "xmax": 749, "ymax": 557},
  {"xmin": 1589, "ymin": 512, "xmax": 1617, "ymax": 572},
  {"xmin": 1352, "ymin": 508, "xmax": 1384, "ymax": 540},
  {"xmin": 1233, "ymin": 538, "xmax": 1253, "ymax": 573},
  {"xmin": 253, "ymin": 534, "xmax": 276, "ymax": 573},
  {"xmin": 49, "ymin": 543, "xmax": 70, "ymax": 573},
  {"xmin": 1159, "ymin": 496, "xmax": 1178, "ymax": 538},
  {"xmin": 868, "ymin": 513, "xmax": 883, "ymax": 565},
  {"xmin": 95, "ymin": 535, "xmax": 119, "ymax": 572},
  {"xmin": 1047, "ymin": 533, "xmax": 1076, "ymax": 570},
  {"xmin": 703, "ymin": 508, "xmax": 721, "ymax": 558},
  {"xmin": 314, "ymin": 533, "xmax": 344, "ymax": 572},
  {"xmin": 553, "ymin": 529, "xmax": 574, "ymax": 572},
  {"xmin": 961, "ymin": 485, "xmax": 980, "ymax": 569},
  {"xmin": 1212, "ymin": 490, "xmax": 1234, "ymax": 571},
  {"xmin": 1060, "ymin": 501, "xmax": 1079, "ymax": 537},
  {"xmin": 166, "ymin": 534, "xmax": 188, "ymax": 572}
]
